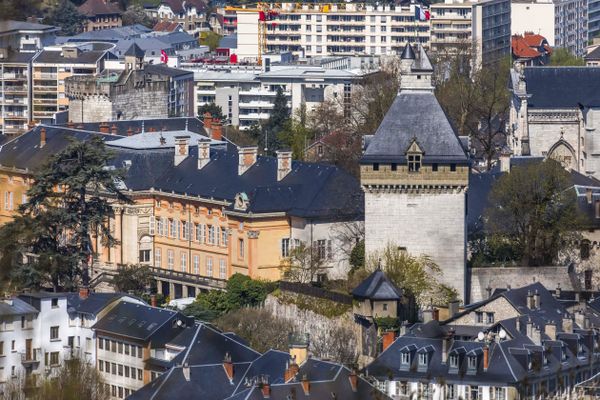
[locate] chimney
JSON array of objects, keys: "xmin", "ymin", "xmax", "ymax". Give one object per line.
[
  {"xmin": 433, "ymin": 308, "xmax": 439, "ymax": 321},
  {"xmin": 99, "ymin": 122, "xmax": 109, "ymax": 134},
  {"xmin": 67, "ymin": 121, "xmax": 74, "ymax": 129},
  {"xmin": 382, "ymin": 331, "xmax": 395, "ymax": 352},
  {"xmin": 211, "ymin": 120, "xmax": 223, "ymax": 141},
  {"xmin": 575, "ymin": 292, "xmax": 581, "ymax": 303},
  {"xmin": 584, "ymin": 316, "xmax": 591, "ymax": 329},
  {"xmin": 563, "ymin": 315, "xmax": 573, "ymax": 334},
  {"xmin": 79, "ymin": 286, "xmax": 89, "ymax": 300},
  {"xmin": 531, "ymin": 325, "xmax": 541, "ymax": 345},
  {"xmin": 284, "ymin": 360, "xmax": 299, "ymax": 383},
  {"xmin": 28, "ymin": 120, "xmax": 36, "ymax": 130},
  {"xmin": 399, "ymin": 321, "xmax": 408, "ymax": 336},
  {"xmin": 442, "ymin": 331, "xmax": 454, "ymax": 364},
  {"xmin": 486, "ymin": 285, "xmax": 492, "ymax": 299},
  {"xmin": 526, "ymin": 318, "xmax": 533, "ymax": 338},
  {"xmin": 348, "ymin": 370, "xmax": 358, "ymax": 392},
  {"xmin": 198, "ymin": 139, "xmax": 211, "ymax": 170},
  {"xmin": 545, "ymin": 322, "xmax": 556, "ymax": 341},
  {"xmin": 111, "ymin": 124, "xmax": 118, "ymax": 135},
  {"xmin": 448, "ymin": 300, "xmax": 460, "ymax": 317},
  {"xmin": 40, "ymin": 127, "xmax": 46, "ymax": 148},
  {"xmin": 534, "ymin": 290, "xmax": 541, "ymax": 309},
  {"xmin": 527, "ymin": 290, "xmax": 534, "ymax": 309},
  {"xmin": 127, "ymin": 127, "xmax": 133, "ymax": 137},
  {"xmin": 516, "ymin": 318, "xmax": 521, "ymax": 333},
  {"xmin": 174, "ymin": 136, "xmax": 190, "ymax": 166},
  {"xmin": 499, "ymin": 148, "xmax": 512, "ymax": 172},
  {"xmin": 223, "ymin": 352, "xmax": 234, "ymax": 382},
  {"xmin": 300, "ymin": 375, "xmax": 310, "ymax": 395},
  {"xmin": 422, "ymin": 307, "xmax": 433, "ymax": 323},
  {"xmin": 183, "ymin": 362, "xmax": 190, "ymax": 382},
  {"xmin": 203, "ymin": 112, "xmax": 213, "ymax": 131},
  {"xmin": 587, "ymin": 188, "xmax": 593, "ymax": 204},
  {"xmin": 483, "ymin": 346, "xmax": 489, "ymax": 371},
  {"xmin": 150, "ymin": 294, "xmax": 157, "ymax": 307},
  {"xmin": 261, "ymin": 382, "xmax": 270, "ymax": 398},
  {"xmin": 555, "ymin": 283, "xmax": 561, "ymax": 298},
  {"xmin": 238, "ymin": 146, "xmax": 258, "ymax": 175},
  {"xmin": 276, "ymin": 150, "xmax": 293, "ymax": 181}
]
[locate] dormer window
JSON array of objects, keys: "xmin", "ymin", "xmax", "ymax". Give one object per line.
[
  {"xmin": 467, "ymin": 356, "xmax": 477, "ymax": 370},
  {"xmin": 401, "ymin": 352, "xmax": 410, "ymax": 366},
  {"xmin": 408, "ymin": 154, "xmax": 421, "ymax": 172},
  {"xmin": 418, "ymin": 353, "xmax": 428, "ymax": 367},
  {"xmin": 449, "ymin": 354, "xmax": 459, "ymax": 368},
  {"xmin": 561, "ymin": 345, "xmax": 567, "ymax": 361}
]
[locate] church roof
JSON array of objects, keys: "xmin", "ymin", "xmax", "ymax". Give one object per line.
[
  {"xmin": 361, "ymin": 91, "xmax": 468, "ymax": 164},
  {"xmin": 352, "ymin": 269, "xmax": 402, "ymax": 300},
  {"xmin": 523, "ymin": 67, "xmax": 600, "ymax": 108},
  {"xmin": 401, "ymin": 43, "xmax": 416, "ymax": 60},
  {"xmin": 124, "ymin": 43, "xmax": 145, "ymax": 58}
]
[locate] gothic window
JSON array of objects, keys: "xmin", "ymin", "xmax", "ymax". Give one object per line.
[{"xmin": 408, "ymin": 154, "xmax": 421, "ymax": 172}]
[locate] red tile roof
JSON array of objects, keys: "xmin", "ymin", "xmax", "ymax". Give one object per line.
[
  {"xmin": 78, "ymin": 0, "xmax": 122, "ymax": 17},
  {"xmin": 161, "ymin": 0, "xmax": 207, "ymax": 14},
  {"xmin": 153, "ymin": 21, "xmax": 181, "ymax": 32},
  {"xmin": 512, "ymin": 35, "xmax": 541, "ymax": 58}
]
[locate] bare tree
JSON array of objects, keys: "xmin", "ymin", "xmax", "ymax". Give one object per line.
[
  {"xmin": 310, "ymin": 324, "xmax": 358, "ymax": 365},
  {"xmin": 281, "ymin": 243, "xmax": 328, "ymax": 283}
]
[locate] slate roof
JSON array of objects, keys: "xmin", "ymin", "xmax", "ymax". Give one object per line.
[
  {"xmin": 351, "ymin": 269, "xmax": 402, "ymax": 300},
  {"xmin": 144, "ymin": 63, "xmax": 193, "ymax": 78},
  {"xmin": 92, "ymin": 301, "xmax": 191, "ymax": 343},
  {"xmin": 66, "ymin": 292, "xmax": 131, "ymax": 316},
  {"xmin": 33, "ymin": 49, "xmax": 106, "ymax": 65},
  {"xmin": 523, "ymin": 67, "xmax": 600, "ymax": 108},
  {"xmin": 124, "ymin": 43, "xmax": 145, "ymax": 58},
  {"xmin": 0, "ymin": 298, "xmax": 38, "ymax": 317},
  {"xmin": 78, "ymin": 0, "xmax": 122, "ymax": 16},
  {"xmin": 585, "ymin": 46, "xmax": 600, "ymax": 61},
  {"xmin": 153, "ymin": 21, "xmax": 182, "ymax": 32},
  {"xmin": 0, "ymin": 20, "xmax": 58, "ymax": 35},
  {"xmin": 0, "ymin": 125, "xmax": 363, "ymax": 219},
  {"xmin": 0, "ymin": 52, "xmax": 36, "ymax": 64},
  {"xmin": 361, "ymin": 90, "xmax": 468, "ymax": 164},
  {"xmin": 63, "ymin": 25, "xmax": 150, "ymax": 43},
  {"xmin": 161, "ymin": 0, "xmax": 207, "ymax": 13}
]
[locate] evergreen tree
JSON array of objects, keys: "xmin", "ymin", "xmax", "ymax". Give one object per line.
[
  {"xmin": 0, "ymin": 136, "xmax": 130, "ymax": 291},
  {"xmin": 258, "ymin": 87, "xmax": 290, "ymax": 154},
  {"xmin": 43, "ymin": 0, "xmax": 86, "ymax": 36},
  {"xmin": 198, "ymin": 102, "xmax": 226, "ymax": 122},
  {"xmin": 0, "ymin": 0, "xmax": 41, "ymax": 21}
]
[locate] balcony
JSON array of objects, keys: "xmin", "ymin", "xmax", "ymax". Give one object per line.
[
  {"xmin": 4, "ymin": 112, "xmax": 27, "ymax": 119},
  {"xmin": 1, "ymin": 73, "xmax": 27, "ymax": 80},
  {"xmin": 148, "ymin": 266, "xmax": 226, "ymax": 290},
  {"xmin": 239, "ymin": 88, "xmax": 291, "ymax": 97},
  {"xmin": 239, "ymin": 112, "xmax": 271, "ymax": 120},
  {"xmin": 4, "ymin": 86, "xmax": 27, "ymax": 93},
  {"xmin": 21, "ymin": 348, "xmax": 41, "ymax": 365},
  {"xmin": 239, "ymin": 101, "xmax": 275, "ymax": 109}
]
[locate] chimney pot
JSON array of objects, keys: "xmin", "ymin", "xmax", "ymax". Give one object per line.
[
  {"xmin": 40, "ymin": 127, "xmax": 46, "ymax": 148},
  {"xmin": 203, "ymin": 112, "xmax": 213, "ymax": 131},
  {"xmin": 99, "ymin": 122, "xmax": 109, "ymax": 134},
  {"xmin": 111, "ymin": 124, "xmax": 118, "ymax": 135},
  {"xmin": 174, "ymin": 136, "xmax": 190, "ymax": 166},
  {"xmin": 260, "ymin": 382, "xmax": 270, "ymax": 398},
  {"xmin": 127, "ymin": 127, "xmax": 133, "ymax": 137},
  {"xmin": 348, "ymin": 370, "xmax": 358, "ymax": 392},
  {"xmin": 150, "ymin": 294, "xmax": 157, "ymax": 307},
  {"xmin": 79, "ymin": 286, "xmax": 89, "ymax": 300},
  {"xmin": 483, "ymin": 346, "xmax": 489, "ymax": 371},
  {"xmin": 198, "ymin": 139, "xmax": 211, "ymax": 170},
  {"xmin": 223, "ymin": 352, "xmax": 234, "ymax": 382},
  {"xmin": 382, "ymin": 331, "xmax": 395, "ymax": 352},
  {"xmin": 534, "ymin": 290, "xmax": 541, "ymax": 309},
  {"xmin": 276, "ymin": 150, "xmax": 293, "ymax": 181},
  {"xmin": 301, "ymin": 375, "xmax": 310, "ymax": 395},
  {"xmin": 238, "ymin": 146, "xmax": 258, "ymax": 175}
]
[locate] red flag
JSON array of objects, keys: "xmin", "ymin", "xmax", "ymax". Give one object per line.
[
  {"xmin": 160, "ymin": 49, "xmax": 168, "ymax": 63},
  {"xmin": 425, "ymin": 10, "xmax": 431, "ymax": 21}
]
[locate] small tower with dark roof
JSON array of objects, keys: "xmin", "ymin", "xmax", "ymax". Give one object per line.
[
  {"xmin": 352, "ymin": 269, "xmax": 403, "ymax": 320},
  {"xmin": 124, "ymin": 43, "xmax": 145, "ymax": 71}
]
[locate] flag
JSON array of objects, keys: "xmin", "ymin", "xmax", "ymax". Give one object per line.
[
  {"xmin": 160, "ymin": 49, "xmax": 168, "ymax": 64},
  {"xmin": 415, "ymin": 5, "xmax": 430, "ymax": 21}
]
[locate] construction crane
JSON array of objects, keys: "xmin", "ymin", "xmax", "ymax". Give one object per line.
[{"xmin": 225, "ymin": 3, "xmax": 279, "ymax": 66}]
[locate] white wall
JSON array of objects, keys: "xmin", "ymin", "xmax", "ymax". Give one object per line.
[
  {"xmin": 236, "ymin": 12, "xmax": 260, "ymax": 62},
  {"xmin": 511, "ymin": 1, "xmax": 555, "ymax": 45}
]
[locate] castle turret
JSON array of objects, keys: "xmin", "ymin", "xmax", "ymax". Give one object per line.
[{"xmin": 124, "ymin": 43, "xmax": 145, "ymax": 71}]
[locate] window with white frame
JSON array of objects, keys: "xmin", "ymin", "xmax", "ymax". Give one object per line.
[
  {"xmin": 219, "ymin": 259, "xmax": 226, "ymax": 279},
  {"xmin": 239, "ymin": 239, "xmax": 244, "ymax": 258},
  {"xmin": 206, "ymin": 257, "xmax": 213, "ymax": 276},
  {"xmin": 181, "ymin": 252, "xmax": 187, "ymax": 272},
  {"xmin": 447, "ymin": 384, "xmax": 456, "ymax": 399},
  {"xmin": 401, "ymin": 352, "xmax": 410, "ymax": 366},
  {"xmin": 449, "ymin": 354, "xmax": 459, "ymax": 368},
  {"xmin": 169, "ymin": 219, "xmax": 176, "ymax": 238},
  {"xmin": 208, "ymin": 225, "xmax": 215, "ymax": 244},
  {"xmin": 156, "ymin": 217, "xmax": 164, "ymax": 236},
  {"xmin": 4, "ymin": 192, "xmax": 13, "ymax": 210},
  {"xmin": 181, "ymin": 221, "xmax": 189, "ymax": 240},
  {"xmin": 418, "ymin": 353, "xmax": 428, "ymax": 367},
  {"xmin": 155, "ymin": 248, "xmax": 161, "ymax": 268},
  {"xmin": 494, "ymin": 387, "xmax": 506, "ymax": 400},
  {"xmin": 196, "ymin": 223, "xmax": 205, "ymax": 243},
  {"xmin": 467, "ymin": 356, "xmax": 477, "ymax": 370},
  {"xmin": 139, "ymin": 250, "xmax": 151, "ymax": 263},
  {"xmin": 167, "ymin": 249, "xmax": 174, "ymax": 270},
  {"xmin": 315, "ymin": 239, "xmax": 327, "ymax": 260},
  {"xmin": 221, "ymin": 228, "xmax": 228, "ymax": 246},
  {"xmin": 281, "ymin": 238, "xmax": 290, "ymax": 257},
  {"xmin": 193, "ymin": 255, "xmax": 199, "ymax": 274}
]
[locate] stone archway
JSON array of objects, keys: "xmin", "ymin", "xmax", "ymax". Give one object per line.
[{"xmin": 548, "ymin": 140, "xmax": 576, "ymax": 170}]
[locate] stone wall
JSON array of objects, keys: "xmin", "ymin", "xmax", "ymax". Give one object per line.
[
  {"xmin": 68, "ymin": 97, "xmax": 113, "ymax": 123},
  {"xmin": 469, "ymin": 265, "xmax": 577, "ymax": 302},
  {"xmin": 111, "ymin": 84, "xmax": 169, "ymax": 121},
  {"xmin": 364, "ymin": 190, "xmax": 466, "ymax": 300}
]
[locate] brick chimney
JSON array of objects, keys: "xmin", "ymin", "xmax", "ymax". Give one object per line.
[
  {"xmin": 79, "ymin": 286, "xmax": 89, "ymax": 300},
  {"xmin": 99, "ymin": 122, "xmax": 109, "ymax": 134},
  {"xmin": 284, "ymin": 360, "xmax": 299, "ymax": 383},
  {"xmin": 150, "ymin": 294, "xmax": 157, "ymax": 307},
  {"xmin": 203, "ymin": 112, "xmax": 213, "ymax": 131},
  {"xmin": 382, "ymin": 331, "xmax": 395, "ymax": 352},
  {"xmin": 211, "ymin": 120, "xmax": 222, "ymax": 141},
  {"xmin": 300, "ymin": 375, "xmax": 310, "ymax": 395},
  {"xmin": 238, "ymin": 146, "xmax": 258, "ymax": 175},
  {"xmin": 198, "ymin": 139, "xmax": 211, "ymax": 170},
  {"xmin": 111, "ymin": 124, "xmax": 118, "ymax": 135},
  {"xmin": 174, "ymin": 136, "xmax": 190, "ymax": 166},
  {"xmin": 223, "ymin": 352, "xmax": 234, "ymax": 382},
  {"xmin": 260, "ymin": 381, "xmax": 270, "ymax": 398},
  {"xmin": 348, "ymin": 370, "xmax": 358, "ymax": 392},
  {"xmin": 67, "ymin": 120, "xmax": 74, "ymax": 129},
  {"xmin": 276, "ymin": 150, "xmax": 292, "ymax": 181},
  {"xmin": 127, "ymin": 127, "xmax": 133, "ymax": 137},
  {"xmin": 483, "ymin": 346, "xmax": 489, "ymax": 371},
  {"xmin": 28, "ymin": 120, "xmax": 36, "ymax": 130},
  {"xmin": 40, "ymin": 127, "xmax": 46, "ymax": 148}
]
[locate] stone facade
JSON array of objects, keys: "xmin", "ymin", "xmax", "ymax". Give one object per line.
[{"xmin": 451, "ymin": 296, "xmax": 519, "ymax": 326}]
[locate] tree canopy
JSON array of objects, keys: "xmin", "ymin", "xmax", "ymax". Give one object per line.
[
  {"xmin": 0, "ymin": 136, "xmax": 130, "ymax": 291},
  {"xmin": 43, "ymin": 0, "xmax": 86, "ymax": 36},
  {"xmin": 549, "ymin": 48, "xmax": 586, "ymax": 66},
  {"xmin": 481, "ymin": 159, "xmax": 581, "ymax": 266},
  {"xmin": 198, "ymin": 102, "xmax": 226, "ymax": 122}
]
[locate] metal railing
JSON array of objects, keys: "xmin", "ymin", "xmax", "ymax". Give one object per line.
[{"xmin": 149, "ymin": 266, "xmax": 227, "ymax": 289}]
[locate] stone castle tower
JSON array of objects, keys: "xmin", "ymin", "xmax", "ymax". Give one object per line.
[{"xmin": 360, "ymin": 44, "xmax": 469, "ymax": 300}]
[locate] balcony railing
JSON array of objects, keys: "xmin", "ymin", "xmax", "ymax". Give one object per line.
[
  {"xmin": 149, "ymin": 266, "xmax": 226, "ymax": 289},
  {"xmin": 20, "ymin": 348, "xmax": 41, "ymax": 364}
]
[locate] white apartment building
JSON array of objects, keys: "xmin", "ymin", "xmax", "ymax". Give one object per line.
[
  {"xmin": 431, "ymin": 0, "xmax": 511, "ymax": 67},
  {"xmin": 189, "ymin": 63, "xmax": 370, "ymax": 129},
  {"xmin": 234, "ymin": 1, "xmax": 510, "ymax": 67},
  {"xmin": 512, "ymin": 0, "xmax": 587, "ymax": 56}
]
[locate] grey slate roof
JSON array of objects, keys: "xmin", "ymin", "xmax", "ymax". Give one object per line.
[
  {"xmin": 523, "ymin": 67, "xmax": 600, "ymax": 108},
  {"xmin": 144, "ymin": 63, "xmax": 193, "ymax": 78},
  {"xmin": 585, "ymin": 46, "xmax": 600, "ymax": 61},
  {"xmin": 0, "ymin": 125, "xmax": 363, "ymax": 219},
  {"xmin": 0, "ymin": 20, "xmax": 58, "ymax": 35},
  {"xmin": 0, "ymin": 298, "xmax": 38, "ymax": 317},
  {"xmin": 124, "ymin": 43, "xmax": 145, "ymax": 58},
  {"xmin": 66, "ymin": 292, "xmax": 131, "ymax": 316},
  {"xmin": 33, "ymin": 49, "xmax": 106, "ymax": 65},
  {"xmin": 352, "ymin": 269, "xmax": 402, "ymax": 300},
  {"xmin": 361, "ymin": 91, "xmax": 468, "ymax": 164}
]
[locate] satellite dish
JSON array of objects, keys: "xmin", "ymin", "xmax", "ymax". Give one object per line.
[
  {"xmin": 477, "ymin": 332, "xmax": 485, "ymax": 341},
  {"xmin": 176, "ymin": 319, "xmax": 183, "ymax": 327},
  {"xmin": 499, "ymin": 329, "xmax": 507, "ymax": 339}
]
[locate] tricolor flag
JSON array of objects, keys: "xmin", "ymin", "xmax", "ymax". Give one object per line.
[
  {"xmin": 415, "ymin": 5, "xmax": 430, "ymax": 21},
  {"xmin": 160, "ymin": 49, "xmax": 169, "ymax": 64}
]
